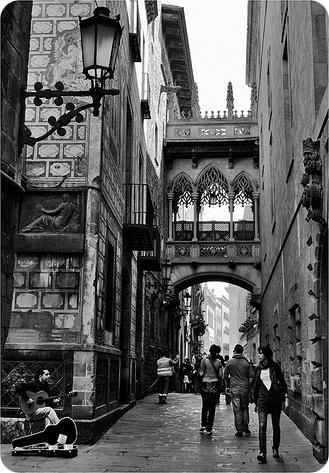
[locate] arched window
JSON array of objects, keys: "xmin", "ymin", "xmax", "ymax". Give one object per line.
[
  {"xmin": 197, "ymin": 166, "xmax": 229, "ymax": 207},
  {"xmin": 171, "ymin": 174, "xmax": 193, "ymax": 241},
  {"xmin": 172, "ymin": 174, "xmax": 193, "ymax": 209},
  {"xmin": 232, "ymin": 174, "xmax": 255, "ymax": 240},
  {"xmin": 233, "ymin": 174, "xmax": 254, "ymax": 207}
]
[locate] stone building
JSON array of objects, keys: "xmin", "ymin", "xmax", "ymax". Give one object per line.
[
  {"xmin": 1, "ymin": 0, "xmax": 193, "ymax": 443},
  {"xmin": 1, "ymin": 2, "xmax": 32, "ymax": 351},
  {"xmin": 246, "ymin": 0, "xmax": 328, "ymax": 462}
]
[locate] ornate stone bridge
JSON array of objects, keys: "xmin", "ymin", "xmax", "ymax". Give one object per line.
[{"xmin": 162, "ymin": 84, "xmax": 261, "ymax": 297}]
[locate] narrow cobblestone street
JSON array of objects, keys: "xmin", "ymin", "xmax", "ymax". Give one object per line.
[{"xmin": 1, "ymin": 393, "xmax": 322, "ymax": 473}]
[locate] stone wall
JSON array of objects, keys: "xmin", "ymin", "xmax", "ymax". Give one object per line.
[
  {"xmin": 247, "ymin": 0, "xmax": 328, "ymax": 462},
  {"xmin": 1, "ymin": 1, "xmax": 32, "ymax": 350}
]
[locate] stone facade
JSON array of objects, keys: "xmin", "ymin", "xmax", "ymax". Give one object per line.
[
  {"xmin": 1, "ymin": 0, "xmax": 181, "ymax": 443},
  {"xmin": 246, "ymin": 0, "xmax": 328, "ymax": 462},
  {"xmin": 1, "ymin": 1, "xmax": 32, "ymax": 350}
]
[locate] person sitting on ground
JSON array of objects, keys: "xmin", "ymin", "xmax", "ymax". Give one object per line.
[{"xmin": 16, "ymin": 368, "xmax": 60, "ymax": 426}]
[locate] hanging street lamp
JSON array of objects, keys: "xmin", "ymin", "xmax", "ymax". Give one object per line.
[
  {"xmin": 22, "ymin": 7, "xmax": 123, "ymax": 147},
  {"xmin": 183, "ymin": 291, "xmax": 191, "ymax": 311}
]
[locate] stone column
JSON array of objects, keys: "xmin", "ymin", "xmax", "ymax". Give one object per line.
[
  {"xmin": 229, "ymin": 193, "xmax": 235, "ymax": 241},
  {"xmin": 192, "ymin": 193, "xmax": 199, "ymax": 241},
  {"xmin": 167, "ymin": 193, "xmax": 174, "ymax": 241},
  {"xmin": 253, "ymin": 192, "xmax": 260, "ymax": 240}
]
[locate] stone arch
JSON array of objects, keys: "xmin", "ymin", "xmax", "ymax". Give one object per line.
[
  {"xmin": 196, "ymin": 164, "xmax": 229, "ymax": 207},
  {"xmin": 232, "ymin": 171, "xmax": 257, "ymax": 196},
  {"xmin": 170, "ymin": 264, "xmax": 261, "ymax": 297},
  {"xmin": 232, "ymin": 172, "xmax": 255, "ymax": 207},
  {"xmin": 170, "ymin": 173, "xmax": 193, "ymax": 205},
  {"xmin": 170, "ymin": 172, "xmax": 193, "ymax": 193}
]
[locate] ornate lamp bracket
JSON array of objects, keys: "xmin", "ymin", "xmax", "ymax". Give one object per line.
[
  {"xmin": 301, "ymin": 138, "xmax": 325, "ymax": 224},
  {"xmin": 23, "ymin": 81, "xmax": 119, "ymax": 146}
]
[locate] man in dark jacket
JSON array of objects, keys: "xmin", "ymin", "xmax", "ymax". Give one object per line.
[
  {"xmin": 224, "ymin": 344, "xmax": 254, "ymax": 436},
  {"xmin": 252, "ymin": 346, "xmax": 287, "ymax": 463},
  {"xmin": 16, "ymin": 368, "xmax": 60, "ymax": 425}
]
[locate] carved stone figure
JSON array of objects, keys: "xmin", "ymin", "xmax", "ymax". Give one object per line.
[
  {"xmin": 21, "ymin": 193, "xmax": 79, "ymax": 233},
  {"xmin": 301, "ymin": 138, "xmax": 324, "ymax": 223}
]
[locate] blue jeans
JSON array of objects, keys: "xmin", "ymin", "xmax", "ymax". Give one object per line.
[{"xmin": 231, "ymin": 392, "xmax": 249, "ymax": 432}]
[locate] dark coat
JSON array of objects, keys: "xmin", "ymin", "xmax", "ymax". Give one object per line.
[{"xmin": 252, "ymin": 360, "xmax": 287, "ymax": 409}]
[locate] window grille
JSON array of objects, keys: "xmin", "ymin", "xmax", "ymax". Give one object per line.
[{"xmin": 197, "ymin": 166, "xmax": 229, "ymax": 206}]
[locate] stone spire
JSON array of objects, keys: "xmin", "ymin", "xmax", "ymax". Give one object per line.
[{"xmin": 226, "ymin": 82, "xmax": 234, "ymax": 119}]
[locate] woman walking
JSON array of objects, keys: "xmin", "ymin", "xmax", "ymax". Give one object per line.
[
  {"xmin": 252, "ymin": 346, "xmax": 287, "ymax": 463},
  {"xmin": 199, "ymin": 344, "xmax": 223, "ymax": 434}
]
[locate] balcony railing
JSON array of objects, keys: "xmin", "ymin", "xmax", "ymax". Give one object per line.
[
  {"xmin": 166, "ymin": 240, "xmax": 260, "ymax": 263},
  {"xmin": 173, "ymin": 220, "xmax": 254, "ymax": 241},
  {"xmin": 125, "ymin": 183, "xmax": 151, "ymax": 226},
  {"xmin": 141, "ymin": 72, "xmax": 151, "ymax": 119},
  {"xmin": 129, "ymin": 0, "xmax": 141, "ymax": 62},
  {"xmin": 123, "ymin": 183, "xmax": 153, "ymax": 251}
]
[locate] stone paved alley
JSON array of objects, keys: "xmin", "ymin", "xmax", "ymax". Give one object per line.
[{"xmin": 1, "ymin": 393, "xmax": 323, "ymax": 473}]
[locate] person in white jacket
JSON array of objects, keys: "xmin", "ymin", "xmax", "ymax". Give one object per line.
[{"xmin": 156, "ymin": 352, "xmax": 173, "ymax": 404}]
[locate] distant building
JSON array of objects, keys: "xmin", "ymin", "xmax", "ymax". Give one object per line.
[
  {"xmin": 201, "ymin": 283, "xmax": 230, "ymax": 356},
  {"xmin": 225, "ymin": 284, "xmax": 248, "ymax": 352}
]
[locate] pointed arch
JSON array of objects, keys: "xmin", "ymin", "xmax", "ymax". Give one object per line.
[
  {"xmin": 171, "ymin": 173, "xmax": 193, "ymax": 207},
  {"xmin": 197, "ymin": 165, "xmax": 229, "ymax": 206},
  {"xmin": 232, "ymin": 172, "xmax": 254, "ymax": 206}
]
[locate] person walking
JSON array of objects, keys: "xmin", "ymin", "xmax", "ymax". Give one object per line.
[
  {"xmin": 252, "ymin": 346, "xmax": 288, "ymax": 463},
  {"xmin": 156, "ymin": 351, "xmax": 174, "ymax": 404},
  {"xmin": 223, "ymin": 355, "xmax": 232, "ymax": 405},
  {"xmin": 198, "ymin": 344, "xmax": 223, "ymax": 434},
  {"xmin": 171, "ymin": 354, "xmax": 180, "ymax": 392},
  {"xmin": 182, "ymin": 358, "xmax": 193, "ymax": 393},
  {"xmin": 192, "ymin": 353, "xmax": 203, "ymax": 394},
  {"xmin": 224, "ymin": 344, "xmax": 254, "ymax": 437}
]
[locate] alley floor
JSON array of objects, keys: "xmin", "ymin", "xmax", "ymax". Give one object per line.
[{"xmin": 1, "ymin": 393, "xmax": 324, "ymax": 473}]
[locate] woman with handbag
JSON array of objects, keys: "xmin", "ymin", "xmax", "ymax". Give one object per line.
[{"xmin": 198, "ymin": 344, "xmax": 223, "ymax": 434}]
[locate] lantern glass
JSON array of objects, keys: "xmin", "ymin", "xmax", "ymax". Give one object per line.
[
  {"xmin": 183, "ymin": 292, "xmax": 191, "ymax": 309},
  {"xmin": 80, "ymin": 7, "xmax": 122, "ymax": 87}
]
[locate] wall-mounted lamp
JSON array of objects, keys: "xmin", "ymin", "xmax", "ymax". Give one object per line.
[
  {"xmin": 145, "ymin": 259, "xmax": 174, "ymax": 302},
  {"xmin": 183, "ymin": 291, "xmax": 191, "ymax": 310},
  {"xmin": 23, "ymin": 7, "xmax": 123, "ymax": 147}
]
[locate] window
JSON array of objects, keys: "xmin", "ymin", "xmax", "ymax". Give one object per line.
[
  {"xmin": 282, "ymin": 38, "xmax": 293, "ymax": 171},
  {"xmin": 104, "ymin": 242, "xmax": 116, "ymax": 332},
  {"xmin": 288, "ymin": 305, "xmax": 302, "ymax": 377},
  {"xmin": 125, "ymin": 102, "xmax": 133, "ymax": 183}
]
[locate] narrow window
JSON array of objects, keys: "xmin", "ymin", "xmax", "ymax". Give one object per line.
[
  {"xmin": 104, "ymin": 242, "xmax": 116, "ymax": 332},
  {"xmin": 282, "ymin": 39, "xmax": 293, "ymax": 170}
]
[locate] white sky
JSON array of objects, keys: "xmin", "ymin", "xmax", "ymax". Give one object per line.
[
  {"xmin": 166, "ymin": 0, "xmax": 252, "ymax": 297},
  {"xmin": 164, "ymin": 0, "xmax": 251, "ymax": 114}
]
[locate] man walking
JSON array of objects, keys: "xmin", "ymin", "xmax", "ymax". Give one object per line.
[
  {"xmin": 156, "ymin": 351, "xmax": 174, "ymax": 404},
  {"xmin": 224, "ymin": 344, "xmax": 254, "ymax": 436}
]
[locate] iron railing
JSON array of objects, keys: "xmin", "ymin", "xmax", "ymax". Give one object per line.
[
  {"xmin": 172, "ymin": 220, "xmax": 254, "ymax": 241},
  {"xmin": 124, "ymin": 183, "xmax": 151, "ymax": 226}
]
